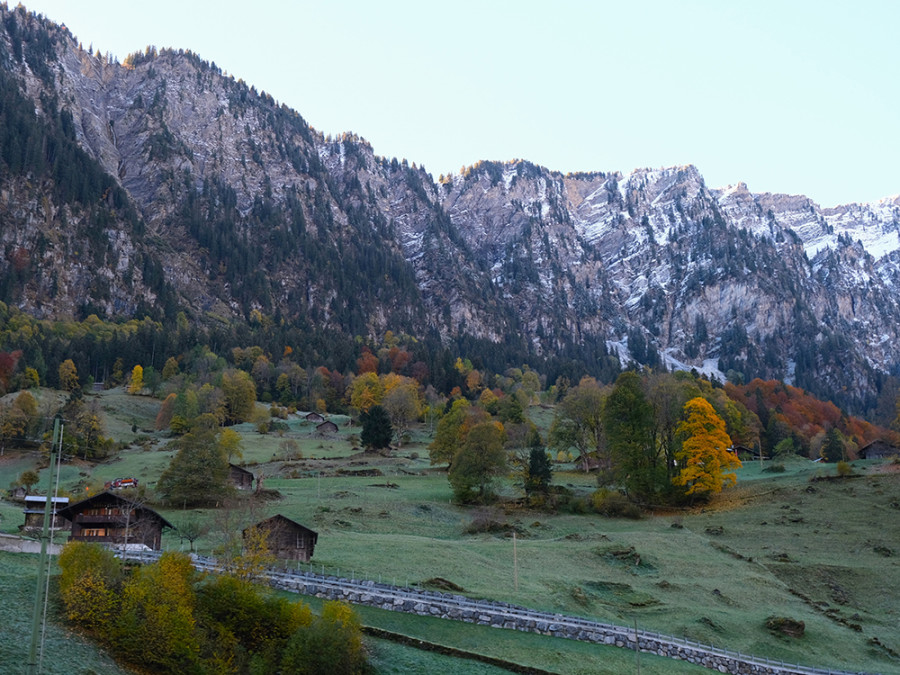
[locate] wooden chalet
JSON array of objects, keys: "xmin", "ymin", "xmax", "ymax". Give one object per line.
[
  {"xmin": 22, "ymin": 496, "xmax": 70, "ymax": 532},
  {"xmin": 305, "ymin": 412, "xmax": 325, "ymax": 423},
  {"xmin": 244, "ymin": 514, "xmax": 318, "ymax": 562},
  {"xmin": 858, "ymin": 440, "xmax": 900, "ymax": 460},
  {"xmin": 229, "ymin": 463, "xmax": 255, "ymax": 491},
  {"xmin": 56, "ymin": 491, "xmax": 173, "ymax": 550},
  {"xmin": 316, "ymin": 420, "xmax": 338, "ymax": 435}
]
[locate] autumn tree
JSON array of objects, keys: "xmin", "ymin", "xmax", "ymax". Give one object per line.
[
  {"xmin": 18, "ymin": 469, "xmax": 40, "ymax": 493},
  {"xmin": 674, "ymin": 397, "xmax": 741, "ymax": 498},
  {"xmin": 58, "ymin": 358, "xmax": 80, "ymax": 392},
  {"xmin": 0, "ymin": 391, "xmax": 36, "ymax": 452},
  {"xmin": 156, "ymin": 393, "xmax": 177, "ymax": 430},
  {"xmin": 162, "ymin": 356, "xmax": 180, "ymax": 380},
  {"xmin": 221, "ymin": 369, "xmax": 257, "ymax": 424},
  {"xmin": 348, "ymin": 371, "xmax": 382, "ymax": 413},
  {"xmin": 219, "ymin": 427, "xmax": 244, "ymax": 462},
  {"xmin": 57, "ymin": 542, "xmax": 122, "ymax": 631},
  {"xmin": 448, "ymin": 421, "xmax": 507, "ymax": 503},
  {"xmin": 115, "ymin": 552, "xmax": 201, "ymax": 671},
  {"xmin": 548, "ymin": 376, "xmax": 607, "ymax": 472},
  {"xmin": 280, "ymin": 601, "xmax": 366, "ymax": 675},
  {"xmin": 428, "ymin": 399, "xmax": 490, "ymax": 468},
  {"xmin": 127, "ymin": 365, "xmax": 144, "ymax": 394},
  {"xmin": 382, "ymin": 380, "xmax": 420, "ymax": 446}
]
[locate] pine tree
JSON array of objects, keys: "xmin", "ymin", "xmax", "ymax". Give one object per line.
[{"xmin": 360, "ymin": 405, "xmax": 392, "ymax": 451}]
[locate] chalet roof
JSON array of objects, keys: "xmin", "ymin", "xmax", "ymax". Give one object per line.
[
  {"xmin": 244, "ymin": 514, "xmax": 318, "ymax": 541},
  {"xmin": 228, "ymin": 463, "xmax": 255, "ymax": 477},
  {"xmin": 858, "ymin": 439, "xmax": 899, "ymax": 450},
  {"xmin": 56, "ymin": 491, "xmax": 174, "ymax": 529},
  {"xmin": 316, "ymin": 420, "xmax": 338, "ymax": 432},
  {"xmin": 24, "ymin": 496, "xmax": 69, "ymax": 505}
]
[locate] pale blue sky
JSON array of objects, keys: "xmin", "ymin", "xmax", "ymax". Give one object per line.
[{"xmin": 18, "ymin": 0, "xmax": 900, "ymax": 207}]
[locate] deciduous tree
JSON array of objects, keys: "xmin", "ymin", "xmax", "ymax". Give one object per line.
[
  {"xmin": 448, "ymin": 421, "xmax": 507, "ymax": 503},
  {"xmin": 156, "ymin": 422, "xmax": 233, "ymax": 505},
  {"xmin": 674, "ymin": 397, "xmax": 741, "ymax": 497},
  {"xmin": 548, "ymin": 376, "xmax": 607, "ymax": 472},
  {"xmin": 127, "ymin": 365, "xmax": 144, "ymax": 394},
  {"xmin": 221, "ymin": 369, "xmax": 257, "ymax": 424},
  {"xmin": 58, "ymin": 358, "xmax": 79, "ymax": 392},
  {"xmin": 382, "ymin": 381, "xmax": 420, "ymax": 446}
]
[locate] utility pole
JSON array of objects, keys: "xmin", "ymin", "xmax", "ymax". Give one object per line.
[
  {"xmin": 513, "ymin": 531, "xmax": 519, "ymax": 592},
  {"xmin": 27, "ymin": 415, "xmax": 62, "ymax": 675}
]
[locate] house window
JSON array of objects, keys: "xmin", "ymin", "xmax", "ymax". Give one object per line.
[{"xmin": 82, "ymin": 528, "xmax": 107, "ymax": 537}]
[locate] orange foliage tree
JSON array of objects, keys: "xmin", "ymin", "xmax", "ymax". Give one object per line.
[{"xmin": 674, "ymin": 397, "xmax": 742, "ymax": 497}]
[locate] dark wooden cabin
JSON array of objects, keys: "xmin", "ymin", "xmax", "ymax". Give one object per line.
[
  {"xmin": 305, "ymin": 412, "xmax": 325, "ymax": 423},
  {"xmin": 244, "ymin": 514, "xmax": 318, "ymax": 562},
  {"xmin": 56, "ymin": 491, "xmax": 173, "ymax": 550},
  {"xmin": 316, "ymin": 420, "xmax": 338, "ymax": 435},
  {"xmin": 229, "ymin": 464, "xmax": 255, "ymax": 491},
  {"xmin": 858, "ymin": 439, "xmax": 900, "ymax": 460},
  {"xmin": 22, "ymin": 496, "xmax": 70, "ymax": 532}
]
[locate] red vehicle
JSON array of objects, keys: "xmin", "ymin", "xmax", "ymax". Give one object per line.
[{"xmin": 104, "ymin": 477, "xmax": 139, "ymax": 490}]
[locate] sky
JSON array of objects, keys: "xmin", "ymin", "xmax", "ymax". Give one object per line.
[{"xmin": 17, "ymin": 0, "xmax": 900, "ymax": 207}]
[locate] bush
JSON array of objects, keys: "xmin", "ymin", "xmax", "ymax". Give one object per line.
[
  {"xmin": 591, "ymin": 489, "xmax": 642, "ymax": 519},
  {"xmin": 280, "ymin": 601, "xmax": 367, "ymax": 674},
  {"xmin": 836, "ymin": 460, "xmax": 854, "ymax": 477}
]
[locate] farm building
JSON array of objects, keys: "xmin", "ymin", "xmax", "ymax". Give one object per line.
[
  {"xmin": 229, "ymin": 464, "xmax": 255, "ymax": 490},
  {"xmin": 22, "ymin": 496, "xmax": 70, "ymax": 532},
  {"xmin": 858, "ymin": 440, "xmax": 900, "ymax": 460},
  {"xmin": 316, "ymin": 420, "xmax": 338, "ymax": 435},
  {"xmin": 305, "ymin": 412, "xmax": 325, "ymax": 423},
  {"xmin": 244, "ymin": 514, "xmax": 318, "ymax": 562},
  {"xmin": 56, "ymin": 491, "xmax": 173, "ymax": 550}
]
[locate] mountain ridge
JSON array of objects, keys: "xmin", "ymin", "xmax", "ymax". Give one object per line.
[{"xmin": 0, "ymin": 4, "xmax": 898, "ymax": 419}]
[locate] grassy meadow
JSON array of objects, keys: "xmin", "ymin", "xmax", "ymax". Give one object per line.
[{"xmin": 1, "ymin": 387, "xmax": 898, "ymax": 674}]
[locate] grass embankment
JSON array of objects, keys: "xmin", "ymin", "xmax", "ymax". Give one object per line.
[{"xmin": 0, "ymin": 551, "xmax": 132, "ymax": 675}]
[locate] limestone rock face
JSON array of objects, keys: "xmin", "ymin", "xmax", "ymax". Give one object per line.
[{"xmin": 1, "ymin": 6, "xmax": 898, "ymax": 412}]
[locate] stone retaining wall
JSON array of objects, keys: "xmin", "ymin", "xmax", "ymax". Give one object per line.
[{"xmin": 269, "ymin": 574, "xmax": 835, "ymax": 675}]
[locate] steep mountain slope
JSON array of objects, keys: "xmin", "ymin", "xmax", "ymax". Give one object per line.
[{"xmin": 0, "ymin": 5, "xmax": 898, "ymax": 414}]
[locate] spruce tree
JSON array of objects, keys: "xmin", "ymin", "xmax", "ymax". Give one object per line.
[{"xmin": 360, "ymin": 405, "xmax": 392, "ymax": 451}]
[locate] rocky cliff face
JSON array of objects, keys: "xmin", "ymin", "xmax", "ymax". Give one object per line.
[{"xmin": 1, "ymin": 6, "xmax": 898, "ymax": 413}]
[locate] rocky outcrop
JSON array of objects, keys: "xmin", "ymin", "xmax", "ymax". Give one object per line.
[{"xmin": 0, "ymin": 5, "xmax": 898, "ymax": 413}]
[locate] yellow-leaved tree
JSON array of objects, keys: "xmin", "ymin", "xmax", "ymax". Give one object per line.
[
  {"xmin": 127, "ymin": 365, "xmax": 143, "ymax": 394},
  {"xmin": 674, "ymin": 397, "xmax": 742, "ymax": 497}
]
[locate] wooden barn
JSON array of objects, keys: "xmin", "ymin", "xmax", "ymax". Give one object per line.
[
  {"xmin": 858, "ymin": 440, "xmax": 900, "ymax": 460},
  {"xmin": 305, "ymin": 412, "xmax": 325, "ymax": 423},
  {"xmin": 316, "ymin": 420, "xmax": 338, "ymax": 435},
  {"xmin": 56, "ymin": 491, "xmax": 173, "ymax": 550},
  {"xmin": 229, "ymin": 464, "xmax": 255, "ymax": 490},
  {"xmin": 244, "ymin": 514, "xmax": 318, "ymax": 562},
  {"xmin": 22, "ymin": 496, "xmax": 70, "ymax": 532}
]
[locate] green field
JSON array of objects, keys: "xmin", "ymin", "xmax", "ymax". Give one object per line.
[{"xmin": 2, "ymin": 389, "xmax": 899, "ymax": 674}]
